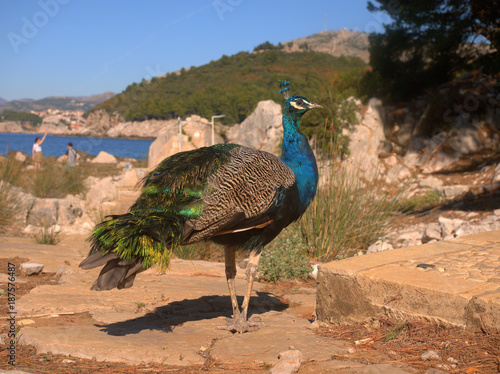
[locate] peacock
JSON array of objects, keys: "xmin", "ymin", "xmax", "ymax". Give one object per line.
[{"xmin": 79, "ymin": 81, "xmax": 322, "ymax": 333}]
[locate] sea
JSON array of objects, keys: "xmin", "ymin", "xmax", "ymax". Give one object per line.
[{"xmin": 0, "ymin": 133, "xmax": 154, "ymax": 160}]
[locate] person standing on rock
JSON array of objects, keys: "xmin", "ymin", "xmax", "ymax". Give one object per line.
[
  {"xmin": 32, "ymin": 132, "xmax": 47, "ymax": 171},
  {"xmin": 63, "ymin": 142, "xmax": 77, "ymax": 167}
]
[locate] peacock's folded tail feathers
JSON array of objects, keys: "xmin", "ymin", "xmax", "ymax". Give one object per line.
[
  {"xmin": 85, "ymin": 143, "xmax": 242, "ymax": 272},
  {"xmin": 87, "ymin": 210, "xmax": 184, "ymax": 271}
]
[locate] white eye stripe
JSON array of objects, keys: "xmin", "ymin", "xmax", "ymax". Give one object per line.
[{"xmin": 290, "ymin": 99, "xmax": 310, "ymax": 110}]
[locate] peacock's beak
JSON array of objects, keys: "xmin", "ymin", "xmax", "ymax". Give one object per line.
[{"xmin": 308, "ymin": 102, "xmax": 323, "ymax": 110}]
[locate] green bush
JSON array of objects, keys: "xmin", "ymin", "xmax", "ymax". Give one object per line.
[{"xmin": 258, "ymin": 227, "xmax": 312, "ymax": 283}]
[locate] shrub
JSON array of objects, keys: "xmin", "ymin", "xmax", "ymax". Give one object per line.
[
  {"xmin": 0, "ymin": 158, "xmax": 24, "ymax": 232},
  {"xmin": 34, "ymin": 225, "xmax": 63, "ymax": 245},
  {"xmin": 33, "ymin": 165, "xmax": 87, "ymax": 198},
  {"xmin": 275, "ymin": 136, "xmax": 408, "ymax": 262},
  {"xmin": 258, "ymin": 227, "xmax": 312, "ymax": 283}
]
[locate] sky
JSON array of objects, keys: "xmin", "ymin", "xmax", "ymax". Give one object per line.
[{"xmin": 0, "ymin": 0, "xmax": 387, "ymax": 101}]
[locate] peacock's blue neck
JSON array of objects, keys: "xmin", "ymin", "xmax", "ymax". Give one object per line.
[{"xmin": 280, "ymin": 115, "xmax": 318, "ymax": 215}]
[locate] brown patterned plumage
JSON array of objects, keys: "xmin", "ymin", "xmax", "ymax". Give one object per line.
[{"xmin": 80, "ymin": 92, "xmax": 323, "ymax": 334}]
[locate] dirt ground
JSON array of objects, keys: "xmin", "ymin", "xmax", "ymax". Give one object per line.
[
  {"xmin": 1, "ymin": 259, "xmax": 499, "ymax": 373},
  {"xmin": 1, "ymin": 150, "xmax": 500, "ymax": 373}
]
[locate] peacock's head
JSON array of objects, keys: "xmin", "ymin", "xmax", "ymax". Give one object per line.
[{"xmin": 285, "ymin": 95, "xmax": 323, "ymax": 118}]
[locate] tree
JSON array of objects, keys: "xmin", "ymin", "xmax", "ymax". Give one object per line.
[{"xmin": 364, "ymin": 0, "xmax": 499, "ymax": 102}]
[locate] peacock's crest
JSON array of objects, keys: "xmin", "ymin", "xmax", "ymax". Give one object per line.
[{"xmin": 278, "ymin": 80, "xmax": 291, "ymax": 100}]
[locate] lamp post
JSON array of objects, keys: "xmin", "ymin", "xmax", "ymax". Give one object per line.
[
  {"xmin": 177, "ymin": 117, "xmax": 182, "ymax": 152},
  {"xmin": 211, "ymin": 115, "xmax": 226, "ymax": 145}
]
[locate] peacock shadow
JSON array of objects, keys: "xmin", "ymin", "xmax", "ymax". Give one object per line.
[{"xmin": 97, "ymin": 291, "xmax": 288, "ymax": 336}]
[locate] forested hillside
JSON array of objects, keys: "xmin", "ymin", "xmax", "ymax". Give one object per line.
[{"xmin": 92, "ymin": 50, "xmax": 366, "ymax": 128}]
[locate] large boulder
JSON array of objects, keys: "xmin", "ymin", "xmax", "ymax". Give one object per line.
[
  {"xmin": 91, "ymin": 151, "xmax": 118, "ymax": 164},
  {"xmin": 148, "ymin": 116, "xmax": 223, "ymax": 169},
  {"xmin": 15, "ymin": 152, "xmax": 27, "ymax": 162},
  {"xmin": 85, "ymin": 176, "xmax": 118, "ymax": 211},
  {"xmin": 24, "ymin": 195, "xmax": 86, "ymax": 228},
  {"xmin": 345, "ymin": 98, "xmax": 387, "ymax": 181},
  {"xmin": 226, "ymin": 100, "xmax": 282, "ymax": 156},
  {"xmin": 349, "ymin": 98, "xmax": 386, "ymax": 159}
]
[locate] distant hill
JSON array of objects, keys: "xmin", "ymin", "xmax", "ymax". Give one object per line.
[
  {"xmin": 282, "ymin": 29, "xmax": 369, "ymax": 63},
  {"xmin": 93, "ymin": 50, "xmax": 366, "ymax": 124},
  {"xmin": 0, "ymin": 98, "xmax": 7, "ymax": 106},
  {"xmin": 0, "ymin": 92, "xmax": 116, "ymax": 113}
]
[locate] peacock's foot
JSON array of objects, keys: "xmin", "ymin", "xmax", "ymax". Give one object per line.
[{"xmin": 215, "ymin": 316, "xmax": 263, "ymax": 333}]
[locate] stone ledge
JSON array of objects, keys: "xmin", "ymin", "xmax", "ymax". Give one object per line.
[{"xmin": 316, "ymin": 230, "xmax": 500, "ymax": 332}]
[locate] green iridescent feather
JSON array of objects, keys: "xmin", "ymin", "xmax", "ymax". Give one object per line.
[{"xmin": 87, "ymin": 143, "xmax": 240, "ymax": 270}]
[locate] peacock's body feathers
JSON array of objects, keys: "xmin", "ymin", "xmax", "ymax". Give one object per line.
[
  {"xmin": 81, "ymin": 85, "xmax": 322, "ymax": 332},
  {"xmin": 84, "ymin": 143, "xmax": 301, "ymax": 285}
]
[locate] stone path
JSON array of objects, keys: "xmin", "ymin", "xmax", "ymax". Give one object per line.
[
  {"xmin": 0, "ymin": 236, "xmax": 415, "ymax": 373},
  {"xmin": 317, "ymin": 230, "xmax": 500, "ymax": 333}
]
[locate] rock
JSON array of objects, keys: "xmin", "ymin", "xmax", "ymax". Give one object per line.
[
  {"xmin": 421, "ymin": 350, "xmax": 441, "ymax": 361},
  {"xmin": 26, "ymin": 198, "xmax": 58, "ymax": 227},
  {"xmin": 85, "ymin": 176, "xmax": 118, "ymax": 212},
  {"xmin": 419, "ymin": 176, "xmax": 443, "ymax": 189},
  {"xmin": 349, "ymin": 98, "xmax": 386, "ymax": 161},
  {"xmin": 91, "ymin": 151, "xmax": 117, "ymax": 164},
  {"xmin": 148, "ymin": 116, "xmax": 223, "ymax": 169},
  {"xmin": 270, "ymin": 349, "xmax": 303, "ymax": 374},
  {"xmin": 385, "ymin": 164, "xmax": 411, "ymax": 184},
  {"xmin": 422, "ymin": 223, "xmax": 442, "ymax": 243},
  {"xmin": 84, "ymin": 110, "xmax": 123, "ymax": 136},
  {"xmin": 383, "ymin": 155, "xmax": 399, "ymax": 169},
  {"xmin": 309, "ymin": 264, "xmax": 319, "ymax": 280},
  {"xmin": 24, "ymin": 196, "xmax": 86, "ymax": 228},
  {"xmin": 307, "ymin": 320, "xmax": 320, "ymax": 330},
  {"xmin": 493, "ymin": 163, "xmax": 500, "ymax": 182},
  {"xmin": 367, "ymin": 240, "xmax": 393, "ymax": 254},
  {"xmin": 105, "ymin": 120, "xmax": 171, "ymax": 138},
  {"xmin": 227, "ymin": 100, "xmax": 282, "ymax": 156},
  {"xmin": 439, "ymin": 185, "xmax": 469, "ymax": 198},
  {"xmin": 19, "ymin": 263, "xmax": 44, "ymax": 276},
  {"xmin": 115, "ymin": 168, "xmax": 141, "ymax": 189},
  {"xmin": 438, "ymin": 216, "xmax": 464, "ymax": 238},
  {"xmin": 0, "ymin": 120, "xmax": 24, "ymax": 133},
  {"xmin": 396, "ymin": 112, "xmax": 416, "ymax": 148},
  {"xmin": 395, "ymin": 231, "xmax": 423, "ymax": 247},
  {"xmin": 15, "ymin": 151, "xmax": 27, "ymax": 162}
]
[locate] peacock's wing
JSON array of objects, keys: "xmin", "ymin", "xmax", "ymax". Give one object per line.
[
  {"xmin": 182, "ymin": 146, "xmax": 296, "ymax": 244},
  {"xmin": 133, "ymin": 143, "xmax": 240, "ymax": 214}
]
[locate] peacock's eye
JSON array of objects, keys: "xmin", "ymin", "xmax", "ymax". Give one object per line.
[{"xmin": 295, "ymin": 99, "xmax": 303, "ymax": 106}]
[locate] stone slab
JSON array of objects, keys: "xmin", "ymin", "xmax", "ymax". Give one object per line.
[{"xmin": 316, "ymin": 230, "xmax": 500, "ymax": 332}]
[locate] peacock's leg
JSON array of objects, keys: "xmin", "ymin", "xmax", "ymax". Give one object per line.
[
  {"xmin": 239, "ymin": 249, "xmax": 262, "ymax": 326},
  {"xmin": 223, "ymin": 246, "xmax": 240, "ymax": 319},
  {"xmin": 217, "ymin": 249, "xmax": 263, "ymax": 333}
]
